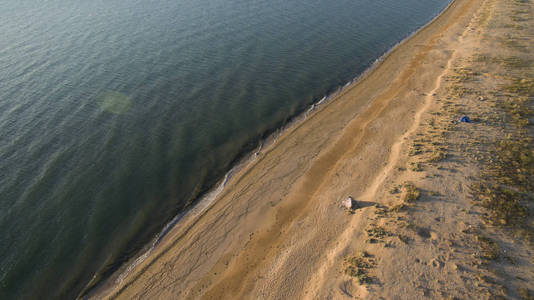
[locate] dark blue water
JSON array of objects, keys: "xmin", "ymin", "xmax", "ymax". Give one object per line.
[{"xmin": 0, "ymin": 0, "xmax": 450, "ymax": 298}]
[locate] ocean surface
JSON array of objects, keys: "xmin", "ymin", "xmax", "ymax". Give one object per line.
[{"xmin": 0, "ymin": 0, "xmax": 450, "ymax": 298}]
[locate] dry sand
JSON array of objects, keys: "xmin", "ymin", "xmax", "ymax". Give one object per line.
[{"xmin": 89, "ymin": 0, "xmax": 534, "ymax": 298}]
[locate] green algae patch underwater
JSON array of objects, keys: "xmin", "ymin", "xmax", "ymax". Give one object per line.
[{"xmin": 100, "ymin": 92, "xmax": 133, "ymax": 114}]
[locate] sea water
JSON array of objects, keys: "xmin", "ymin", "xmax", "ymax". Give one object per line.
[{"xmin": 0, "ymin": 0, "xmax": 449, "ymax": 298}]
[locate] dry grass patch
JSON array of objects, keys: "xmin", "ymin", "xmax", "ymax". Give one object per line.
[
  {"xmin": 402, "ymin": 182, "xmax": 420, "ymax": 203},
  {"xmin": 446, "ymin": 84, "xmax": 475, "ymax": 97},
  {"xmin": 501, "ymin": 56, "xmax": 532, "ymax": 69},
  {"xmin": 409, "ymin": 162, "xmax": 423, "ymax": 172},
  {"xmin": 344, "ymin": 251, "xmax": 376, "ymax": 284},
  {"xmin": 491, "ymin": 136, "xmax": 534, "ymax": 191},
  {"xmin": 472, "ymin": 183, "xmax": 529, "ymax": 226},
  {"xmin": 445, "ymin": 67, "xmax": 481, "ymax": 83},
  {"xmin": 520, "ymin": 288, "xmax": 534, "ymax": 300},
  {"xmin": 428, "ymin": 149, "xmax": 448, "ymax": 162},
  {"xmin": 498, "ymin": 37, "xmax": 528, "ymax": 52},
  {"xmin": 366, "ymin": 226, "xmax": 393, "ymax": 239},
  {"xmin": 475, "ymin": 235, "xmax": 501, "ymax": 260},
  {"xmin": 502, "ymin": 77, "xmax": 534, "ymax": 96}
]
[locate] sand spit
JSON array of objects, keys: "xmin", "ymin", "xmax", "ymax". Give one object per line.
[{"xmin": 90, "ymin": 0, "xmax": 534, "ymax": 298}]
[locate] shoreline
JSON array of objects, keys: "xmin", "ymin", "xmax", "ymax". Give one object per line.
[
  {"xmin": 80, "ymin": 2, "xmax": 454, "ymax": 296},
  {"xmin": 90, "ymin": 0, "xmax": 534, "ymax": 297},
  {"xmin": 86, "ymin": 0, "xmax": 482, "ymax": 298},
  {"xmin": 154, "ymin": 0, "xmax": 454, "ymax": 249}
]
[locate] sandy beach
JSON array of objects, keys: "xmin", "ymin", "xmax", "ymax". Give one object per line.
[{"xmin": 89, "ymin": 0, "xmax": 534, "ymax": 298}]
